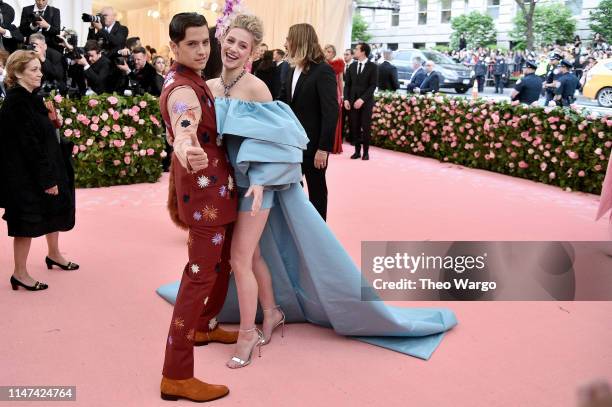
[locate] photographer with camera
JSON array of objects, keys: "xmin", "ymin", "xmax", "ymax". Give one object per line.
[
  {"xmin": 56, "ymin": 29, "xmax": 86, "ymax": 97},
  {"xmin": 75, "ymin": 39, "xmax": 113, "ymax": 95},
  {"xmin": 116, "ymin": 46, "xmax": 159, "ymax": 96},
  {"xmin": 19, "ymin": 0, "xmax": 61, "ymax": 52},
  {"xmin": 85, "ymin": 7, "xmax": 128, "ymax": 58},
  {"xmin": 0, "ymin": 0, "xmax": 25, "ymax": 53},
  {"xmin": 29, "ymin": 33, "xmax": 65, "ymax": 95}
]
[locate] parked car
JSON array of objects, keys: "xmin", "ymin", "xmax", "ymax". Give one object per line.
[
  {"xmin": 393, "ymin": 49, "xmax": 474, "ymax": 93},
  {"xmin": 582, "ymin": 58, "xmax": 612, "ymax": 108}
]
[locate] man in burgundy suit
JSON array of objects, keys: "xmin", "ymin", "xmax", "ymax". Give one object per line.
[{"xmin": 158, "ymin": 13, "xmax": 237, "ymax": 403}]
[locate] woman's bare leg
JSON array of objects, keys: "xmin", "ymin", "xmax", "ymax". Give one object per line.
[{"xmin": 227, "ymin": 209, "xmax": 270, "ymax": 367}]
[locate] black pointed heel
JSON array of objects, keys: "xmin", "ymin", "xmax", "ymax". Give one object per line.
[
  {"xmin": 10, "ymin": 276, "xmax": 48, "ymax": 291},
  {"xmin": 45, "ymin": 256, "xmax": 79, "ymax": 271}
]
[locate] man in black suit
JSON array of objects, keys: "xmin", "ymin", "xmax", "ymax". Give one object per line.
[
  {"xmin": 117, "ymin": 46, "xmax": 159, "ymax": 95},
  {"xmin": 272, "ymin": 49, "xmax": 288, "ymax": 99},
  {"xmin": 75, "ymin": 40, "xmax": 114, "ymax": 94},
  {"xmin": 29, "ymin": 33, "xmax": 65, "ymax": 90},
  {"xmin": 279, "ymin": 24, "xmax": 338, "ymax": 221},
  {"xmin": 344, "ymin": 42, "xmax": 378, "ymax": 160},
  {"xmin": 406, "ymin": 56, "xmax": 426, "ymax": 93},
  {"xmin": 87, "ymin": 7, "xmax": 128, "ymax": 58},
  {"xmin": 377, "ymin": 50, "xmax": 399, "ymax": 91},
  {"xmin": 19, "ymin": 0, "xmax": 61, "ymax": 52},
  {"xmin": 0, "ymin": 1, "xmax": 24, "ymax": 53},
  {"xmin": 414, "ymin": 60, "xmax": 440, "ymax": 94}
]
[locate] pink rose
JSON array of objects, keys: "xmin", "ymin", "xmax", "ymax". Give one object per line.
[
  {"xmin": 578, "ymin": 170, "xmax": 585, "ymax": 177},
  {"xmin": 86, "ymin": 138, "xmax": 94, "ymax": 146},
  {"xmin": 566, "ymin": 151, "xmax": 579, "ymax": 160},
  {"xmin": 107, "ymin": 96, "xmax": 118, "ymax": 105},
  {"xmin": 77, "ymin": 114, "xmax": 86, "ymax": 122},
  {"xmin": 112, "ymin": 112, "xmax": 120, "ymax": 120},
  {"xmin": 112, "ymin": 124, "xmax": 121, "ymax": 132},
  {"xmin": 113, "ymin": 160, "xmax": 121, "ymax": 166},
  {"xmin": 147, "ymin": 148, "xmax": 155, "ymax": 156},
  {"xmin": 132, "ymin": 143, "xmax": 138, "ymax": 150},
  {"xmin": 160, "ymin": 151, "xmax": 168, "ymax": 158},
  {"xmin": 138, "ymin": 119, "xmax": 145, "ymax": 125},
  {"xmin": 92, "ymin": 116, "xmax": 100, "ymax": 124},
  {"xmin": 90, "ymin": 124, "xmax": 99, "ymax": 131},
  {"xmin": 139, "ymin": 101, "xmax": 147, "ymax": 108},
  {"xmin": 88, "ymin": 99, "xmax": 99, "ymax": 107},
  {"xmin": 64, "ymin": 129, "xmax": 73, "ymax": 137},
  {"xmin": 53, "ymin": 94, "xmax": 63, "ymax": 103},
  {"xmin": 79, "ymin": 145, "xmax": 86, "ymax": 152},
  {"xmin": 100, "ymin": 130, "xmax": 108, "ymax": 137},
  {"xmin": 124, "ymin": 156, "xmax": 132, "ymax": 165},
  {"xmin": 100, "ymin": 113, "xmax": 109, "ymax": 121},
  {"xmin": 64, "ymin": 118, "xmax": 73, "ymax": 125},
  {"xmin": 549, "ymin": 172, "xmax": 556, "ymax": 179},
  {"xmin": 595, "ymin": 165, "xmax": 602, "ymax": 171},
  {"xmin": 139, "ymin": 149, "xmax": 147, "ymax": 156},
  {"xmin": 72, "ymin": 145, "xmax": 79, "ymax": 155},
  {"xmin": 518, "ymin": 161, "xmax": 528, "ymax": 169}
]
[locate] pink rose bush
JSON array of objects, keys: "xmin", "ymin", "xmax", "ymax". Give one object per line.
[
  {"xmin": 49, "ymin": 93, "xmax": 165, "ymax": 187},
  {"xmin": 371, "ymin": 93, "xmax": 612, "ymax": 193}
]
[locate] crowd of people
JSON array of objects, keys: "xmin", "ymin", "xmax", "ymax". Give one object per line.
[{"xmin": 0, "ymin": 0, "xmax": 171, "ymax": 98}]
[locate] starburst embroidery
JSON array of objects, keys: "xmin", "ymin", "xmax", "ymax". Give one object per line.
[
  {"xmin": 193, "ymin": 211, "xmax": 202, "ymax": 221},
  {"xmin": 173, "ymin": 317, "xmax": 185, "ymax": 330},
  {"xmin": 186, "ymin": 328, "xmax": 195, "ymax": 342},
  {"xmin": 219, "ymin": 185, "xmax": 227, "ymax": 197},
  {"xmin": 216, "ymin": 135, "xmax": 223, "ymax": 147},
  {"xmin": 227, "ymin": 175, "xmax": 234, "ymax": 191},
  {"xmin": 172, "ymin": 101, "xmax": 188, "ymax": 114},
  {"xmin": 209, "ymin": 318, "xmax": 218, "ymax": 331},
  {"xmin": 180, "ymin": 119, "xmax": 191, "ymax": 128},
  {"xmin": 191, "ymin": 264, "xmax": 200, "ymax": 274},
  {"xmin": 202, "ymin": 205, "xmax": 218, "ymax": 221},
  {"xmin": 197, "ymin": 175, "xmax": 210, "ymax": 189},
  {"xmin": 212, "ymin": 233, "xmax": 223, "ymax": 245},
  {"xmin": 168, "ymin": 335, "xmax": 173, "ymax": 345},
  {"xmin": 203, "ymin": 296, "xmax": 209, "ymax": 306}
]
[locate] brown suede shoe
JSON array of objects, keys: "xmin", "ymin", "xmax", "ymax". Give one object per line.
[
  {"xmin": 194, "ymin": 326, "xmax": 239, "ymax": 346},
  {"xmin": 160, "ymin": 376, "xmax": 229, "ymax": 402}
]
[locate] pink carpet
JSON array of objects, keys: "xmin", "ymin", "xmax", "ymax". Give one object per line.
[{"xmin": 1, "ymin": 144, "xmax": 611, "ymax": 407}]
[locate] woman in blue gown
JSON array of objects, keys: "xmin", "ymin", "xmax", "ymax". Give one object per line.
[{"xmin": 158, "ymin": 14, "xmax": 458, "ymax": 364}]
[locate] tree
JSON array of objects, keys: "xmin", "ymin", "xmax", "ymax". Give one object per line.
[
  {"xmin": 589, "ymin": 0, "xmax": 612, "ymax": 40},
  {"xmin": 510, "ymin": 3, "xmax": 576, "ymax": 49},
  {"xmin": 352, "ymin": 13, "xmax": 372, "ymax": 43},
  {"xmin": 450, "ymin": 11, "xmax": 497, "ymax": 49},
  {"xmin": 514, "ymin": 0, "xmax": 540, "ymax": 50}
]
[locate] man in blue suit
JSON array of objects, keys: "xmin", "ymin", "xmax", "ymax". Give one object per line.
[
  {"xmin": 406, "ymin": 56, "xmax": 426, "ymax": 93},
  {"xmin": 414, "ymin": 60, "xmax": 440, "ymax": 94}
]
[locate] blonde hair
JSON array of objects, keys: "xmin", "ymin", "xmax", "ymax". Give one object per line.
[
  {"xmin": 287, "ymin": 23, "xmax": 324, "ymax": 71},
  {"xmin": 324, "ymin": 44, "xmax": 336, "ymax": 58},
  {"xmin": 4, "ymin": 50, "xmax": 39, "ymax": 89},
  {"xmin": 226, "ymin": 14, "xmax": 264, "ymax": 52}
]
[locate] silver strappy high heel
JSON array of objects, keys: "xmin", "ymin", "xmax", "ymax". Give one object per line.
[
  {"xmin": 226, "ymin": 327, "xmax": 264, "ymax": 369},
  {"xmin": 261, "ymin": 305, "xmax": 285, "ymax": 345}
]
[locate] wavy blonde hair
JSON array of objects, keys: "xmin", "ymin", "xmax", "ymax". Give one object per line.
[
  {"xmin": 4, "ymin": 50, "xmax": 39, "ymax": 89},
  {"xmin": 226, "ymin": 14, "xmax": 264, "ymax": 52},
  {"xmin": 287, "ymin": 23, "xmax": 324, "ymax": 71}
]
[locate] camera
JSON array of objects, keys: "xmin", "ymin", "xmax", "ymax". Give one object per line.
[
  {"xmin": 27, "ymin": 12, "xmax": 44, "ymax": 25},
  {"xmin": 25, "ymin": 43, "xmax": 37, "ymax": 51},
  {"xmin": 81, "ymin": 13, "xmax": 105, "ymax": 26},
  {"xmin": 66, "ymin": 47, "xmax": 85, "ymax": 61}
]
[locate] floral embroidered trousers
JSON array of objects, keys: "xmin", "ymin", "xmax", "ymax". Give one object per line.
[{"xmin": 162, "ymin": 223, "xmax": 233, "ymax": 379}]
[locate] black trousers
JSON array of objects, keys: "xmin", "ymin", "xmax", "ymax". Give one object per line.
[
  {"xmin": 301, "ymin": 155, "xmax": 328, "ymax": 221},
  {"xmin": 494, "ymin": 75, "xmax": 504, "ymax": 93},
  {"xmin": 349, "ymin": 102, "xmax": 374, "ymax": 154},
  {"xmin": 476, "ymin": 75, "xmax": 485, "ymax": 92}
]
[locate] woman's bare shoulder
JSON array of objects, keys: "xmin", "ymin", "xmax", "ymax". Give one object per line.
[{"xmin": 244, "ymin": 73, "xmax": 273, "ymax": 103}]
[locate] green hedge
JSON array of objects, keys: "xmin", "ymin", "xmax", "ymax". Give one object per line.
[
  {"xmin": 54, "ymin": 93, "xmax": 165, "ymax": 188},
  {"xmin": 371, "ymin": 93, "xmax": 612, "ymax": 194},
  {"xmin": 0, "ymin": 93, "xmax": 166, "ymax": 188}
]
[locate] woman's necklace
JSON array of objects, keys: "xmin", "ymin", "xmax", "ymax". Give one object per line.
[{"xmin": 220, "ymin": 69, "xmax": 246, "ymax": 97}]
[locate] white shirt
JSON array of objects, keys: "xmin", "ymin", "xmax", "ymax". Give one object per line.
[
  {"xmin": 291, "ymin": 66, "xmax": 302, "ymax": 99},
  {"xmin": 105, "ymin": 23, "xmax": 116, "ymax": 33}
]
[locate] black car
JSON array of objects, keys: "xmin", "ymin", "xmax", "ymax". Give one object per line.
[{"xmin": 393, "ymin": 49, "xmax": 474, "ymax": 93}]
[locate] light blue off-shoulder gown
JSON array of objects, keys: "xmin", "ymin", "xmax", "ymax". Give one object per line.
[{"xmin": 157, "ymin": 98, "xmax": 458, "ymax": 359}]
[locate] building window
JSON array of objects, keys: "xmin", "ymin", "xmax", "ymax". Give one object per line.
[
  {"xmin": 418, "ymin": 0, "xmax": 428, "ymax": 25},
  {"xmin": 441, "ymin": 0, "xmax": 452, "ymax": 23},
  {"xmin": 487, "ymin": 0, "xmax": 500, "ymax": 19},
  {"xmin": 391, "ymin": 10, "xmax": 400, "ymax": 26},
  {"xmin": 565, "ymin": 0, "xmax": 582, "ymax": 15},
  {"xmin": 387, "ymin": 43, "xmax": 399, "ymax": 51},
  {"xmin": 413, "ymin": 42, "xmax": 426, "ymax": 49}
]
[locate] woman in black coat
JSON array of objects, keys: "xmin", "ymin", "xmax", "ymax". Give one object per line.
[{"xmin": 0, "ymin": 50, "xmax": 78, "ymax": 292}]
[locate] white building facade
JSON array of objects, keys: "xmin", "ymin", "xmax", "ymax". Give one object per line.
[{"xmin": 359, "ymin": 0, "xmax": 602, "ymax": 50}]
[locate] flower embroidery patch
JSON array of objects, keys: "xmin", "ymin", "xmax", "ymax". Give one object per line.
[
  {"xmin": 202, "ymin": 205, "xmax": 218, "ymax": 221},
  {"xmin": 180, "ymin": 119, "xmax": 191, "ymax": 128},
  {"xmin": 168, "ymin": 335, "xmax": 173, "ymax": 345},
  {"xmin": 227, "ymin": 175, "xmax": 234, "ymax": 191},
  {"xmin": 173, "ymin": 317, "xmax": 185, "ymax": 330},
  {"xmin": 172, "ymin": 101, "xmax": 188, "ymax": 115},
  {"xmin": 209, "ymin": 317, "xmax": 218, "ymax": 331},
  {"xmin": 193, "ymin": 211, "xmax": 202, "ymax": 221},
  {"xmin": 186, "ymin": 329, "xmax": 195, "ymax": 342},
  {"xmin": 191, "ymin": 264, "xmax": 200, "ymax": 274},
  {"xmin": 212, "ymin": 233, "xmax": 223, "ymax": 245},
  {"xmin": 219, "ymin": 185, "xmax": 227, "ymax": 197},
  {"xmin": 203, "ymin": 296, "xmax": 209, "ymax": 306},
  {"xmin": 197, "ymin": 175, "xmax": 210, "ymax": 189},
  {"xmin": 216, "ymin": 135, "xmax": 223, "ymax": 147}
]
